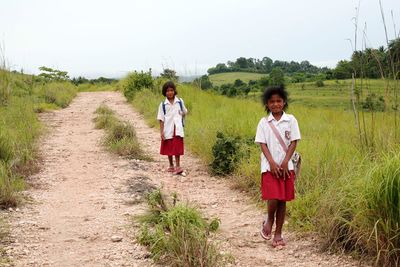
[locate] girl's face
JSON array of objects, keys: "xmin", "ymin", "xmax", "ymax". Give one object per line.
[
  {"xmin": 166, "ymin": 87, "xmax": 175, "ymax": 99},
  {"xmin": 267, "ymin": 94, "xmax": 285, "ymax": 114}
]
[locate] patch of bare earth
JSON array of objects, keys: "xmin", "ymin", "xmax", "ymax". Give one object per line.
[{"xmin": 3, "ymin": 92, "xmax": 367, "ymax": 267}]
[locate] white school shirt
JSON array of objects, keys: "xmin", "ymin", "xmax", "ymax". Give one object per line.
[
  {"xmin": 255, "ymin": 112, "xmax": 301, "ymax": 173},
  {"xmin": 157, "ymin": 97, "xmax": 188, "ymax": 139}
]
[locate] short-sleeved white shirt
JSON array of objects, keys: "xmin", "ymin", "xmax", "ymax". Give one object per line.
[
  {"xmin": 255, "ymin": 112, "xmax": 301, "ymax": 173},
  {"xmin": 157, "ymin": 97, "xmax": 188, "ymax": 139}
]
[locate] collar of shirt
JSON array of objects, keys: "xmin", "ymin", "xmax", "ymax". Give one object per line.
[
  {"xmin": 163, "ymin": 97, "xmax": 179, "ymax": 105},
  {"xmin": 267, "ymin": 112, "xmax": 290, "ymax": 123}
]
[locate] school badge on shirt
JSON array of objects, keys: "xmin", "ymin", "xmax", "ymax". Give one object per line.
[{"xmin": 285, "ymin": 131, "xmax": 291, "ymax": 140}]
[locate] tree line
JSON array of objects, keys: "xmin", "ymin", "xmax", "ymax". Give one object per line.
[
  {"xmin": 207, "ymin": 38, "xmax": 400, "ymax": 80},
  {"xmin": 207, "ymin": 57, "xmax": 327, "ymax": 75}
]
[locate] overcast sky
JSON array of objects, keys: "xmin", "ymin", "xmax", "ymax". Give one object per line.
[{"xmin": 1, "ymin": 0, "xmax": 400, "ymax": 78}]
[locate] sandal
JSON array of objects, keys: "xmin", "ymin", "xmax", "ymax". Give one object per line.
[
  {"xmin": 173, "ymin": 167, "xmax": 183, "ymax": 175},
  {"xmin": 167, "ymin": 167, "xmax": 175, "ymax": 172},
  {"xmin": 260, "ymin": 217, "xmax": 271, "ymax": 240},
  {"xmin": 272, "ymin": 238, "xmax": 286, "ymax": 248}
]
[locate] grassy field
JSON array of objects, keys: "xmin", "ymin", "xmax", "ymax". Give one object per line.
[
  {"xmin": 209, "ymin": 72, "xmax": 267, "ymax": 86},
  {"xmin": 210, "ymin": 72, "xmax": 395, "ymax": 110},
  {"xmin": 130, "ymin": 79, "xmax": 399, "ymax": 265}
]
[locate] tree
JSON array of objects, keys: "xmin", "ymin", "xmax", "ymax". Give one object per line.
[
  {"xmin": 194, "ymin": 75, "xmax": 213, "ymax": 90},
  {"xmin": 160, "ymin": 68, "xmax": 178, "ymax": 80},
  {"xmin": 270, "ymin": 67, "xmax": 285, "ymax": 86},
  {"xmin": 258, "ymin": 76, "xmax": 270, "ymax": 88},
  {"xmin": 236, "ymin": 57, "xmax": 249, "ymax": 69},
  {"xmin": 38, "ymin": 66, "xmax": 69, "ymax": 81},
  {"xmin": 234, "ymin": 79, "xmax": 245, "ymax": 87},
  {"xmin": 334, "ymin": 60, "xmax": 352, "ymax": 79}
]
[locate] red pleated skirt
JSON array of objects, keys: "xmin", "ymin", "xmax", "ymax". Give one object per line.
[
  {"xmin": 160, "ymin": 136, "xmax": 184, "ymax": 156},
  {"xmin": 261, "ymin": 171, "xmax": 295, "ymax": 201}
]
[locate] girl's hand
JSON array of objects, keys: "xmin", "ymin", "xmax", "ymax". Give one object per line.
[
  {"xmin": 178, "ymin": 110, "xmax": 186, "ymax": 117},
  {"xmin": 161, "ymin": 133, "xmax": 165, "ymax": 140},
  {"xmin": 270, "ymin": 161, "xmax": 282, "ymax": 178},
  {"xmin": 280, "ymin": 160, "xmax": 290, "ymax": 180}
]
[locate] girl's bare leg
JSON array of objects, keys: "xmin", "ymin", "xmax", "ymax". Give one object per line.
[
  {"xmin": 263, "ymin": 200, "xmax": 278, "ymax": 236},
  {"xmin": 274, "ymin": 201, "xmax": 286, "ymax": 245},
  {"xmin": 168, "ymin": 156, "xmax": 174, "ymax": 167},
  {"xmin": 175, "ymin": 155, "xmax": 180, "ymax": 168}
]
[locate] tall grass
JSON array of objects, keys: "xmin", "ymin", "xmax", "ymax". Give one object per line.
[
  {"xmin": 0, "ymin": 70, "xmax": 78, "ymax": 207},
  {"xmin": 129, "ymin": 81, "xmax": 399, "ymax": 265}
]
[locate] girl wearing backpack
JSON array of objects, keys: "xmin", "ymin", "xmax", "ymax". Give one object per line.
[
  {"xmin": 255, "ymin": 85, "xmax": 301, "ymax": 248},
  {"xmin": 157, "ymin": 81, "xmax": 187, "ymax": 175}
]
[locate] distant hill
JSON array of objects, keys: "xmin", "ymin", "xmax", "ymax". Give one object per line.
[
  {"xmin": 209, "ymin": 72, "xmax": 267, "ymax": 86},
  {"xmin": 179, "ymin": 75, "xmax": 201, "ymax": 82}
]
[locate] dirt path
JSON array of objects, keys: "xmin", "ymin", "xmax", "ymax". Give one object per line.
[{"xmin": 5, "ymin": 92, "xmax": 364, "ymax": 266}]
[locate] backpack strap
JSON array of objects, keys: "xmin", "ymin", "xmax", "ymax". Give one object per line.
[
  {"xmin": 178, "ymin": 98, "xmax": 183, "ymax": 112},
  {"xmin": 267, "ymin": 119, "xmax": 288, "ymax": 153},
  {"xmin": 178, "ymin": 98, "xmax": 185, "ymax": 127},
  {"xmin": 162, "ymin": 101, "xmax": 166, "ymax": 115}
]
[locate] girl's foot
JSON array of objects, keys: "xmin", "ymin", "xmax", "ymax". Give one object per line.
[
  {"xmin": 272, "ymin": 237, "xmax": 286, "ymax": 248},
  {"xmin": 173, "ymin": 167, "xmax": 183, "ymax": 175},
  {"xmin": 167, "ymin": 166, "xmax": 175, "ymax": 172},
  {"xmin": 260, "ymin": 217, "xmax": 272, "ymax": 240}
]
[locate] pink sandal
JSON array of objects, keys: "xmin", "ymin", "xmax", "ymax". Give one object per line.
[
  {"xmin": 272, "ymin": 238, "xmax": 286, "ymax": 248},
  {"xmin": 173, "ymin": 167, "xmax": 183, "ymax": 175},
  {"xmin": 260, "ymin": 217, "xmax": 272, "ymax": 240},
  {"xmin": 167, "ymin": 167, "xmax": 175, "ymax": 172}
]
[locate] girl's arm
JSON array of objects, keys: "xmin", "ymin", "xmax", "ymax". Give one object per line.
[
  {"xmin": 280, "ymin": 140, "xmax": 298, "ymax": 179},
  {"xmin": 159, "ymin": 120, "xmax": 165, "ymax": 140},
  {"xmin": 259, "ymin": 143, "xmax": 282, "ymax": 178}
]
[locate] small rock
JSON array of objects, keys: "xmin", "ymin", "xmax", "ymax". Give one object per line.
[
  {"xmin": 101, "ymin": 205, "xmax": 106, "ymax": 209},
  {"xmin": 15, "ymin": 208, "xmax": 20, "ymax": 212},
  {"xmin": 111, "ymin": 235, "xmax": 123, "ymax": 242},
  {"xmin": 8, "ymin": 207, "xmax": 13, "ymax": 212}
]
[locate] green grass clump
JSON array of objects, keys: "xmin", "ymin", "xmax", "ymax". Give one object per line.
[
  {"xmin": 137, "ymin": 189, "xmax": 224, "ymax": 267},
  {"xmin": 93, "ymin": 105, "xmax": 118, "ymax": 129},
  {"xmin": 93, "ymin": 105, "xmax": 151, "ymax": 160},
  {"xmin": 0, "ymin": 162, "xmax": 25, "ymax": 208},
  {"xmin": 38, "ymin": 82, "xmax": 77, "ymax": 108},
  {"xmin": 33, "ymin": 102, "xmax": 59, "ymax": 113}
]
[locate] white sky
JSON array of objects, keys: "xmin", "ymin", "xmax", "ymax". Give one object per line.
[{"xmin": 1, "ymin": 0, "xmax": 400, "ymax": 78}]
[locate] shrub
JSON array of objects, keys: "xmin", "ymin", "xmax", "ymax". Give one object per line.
[
  {"xmin": 210, "ymin": 132, "xmax": 243, "ymax": 175},
  {"xmin": 362, "ymin": 93, "xmax": 385, "ymax": 112},
  {"xmin": 315, "ymin": 80, "xmax": 325, "ymax": 87},
  {"xmin": 123, "ymin": 71, "xmax": 153, "ymax": 101}
]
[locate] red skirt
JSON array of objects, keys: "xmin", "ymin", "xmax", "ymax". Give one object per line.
[
  {"xmin": 261, "ymin": 171, "xmax": 295, "ymax": 201},
  {"xmin": 160, "ymin": 136, "xmax": 184, "ymax": 156}
]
